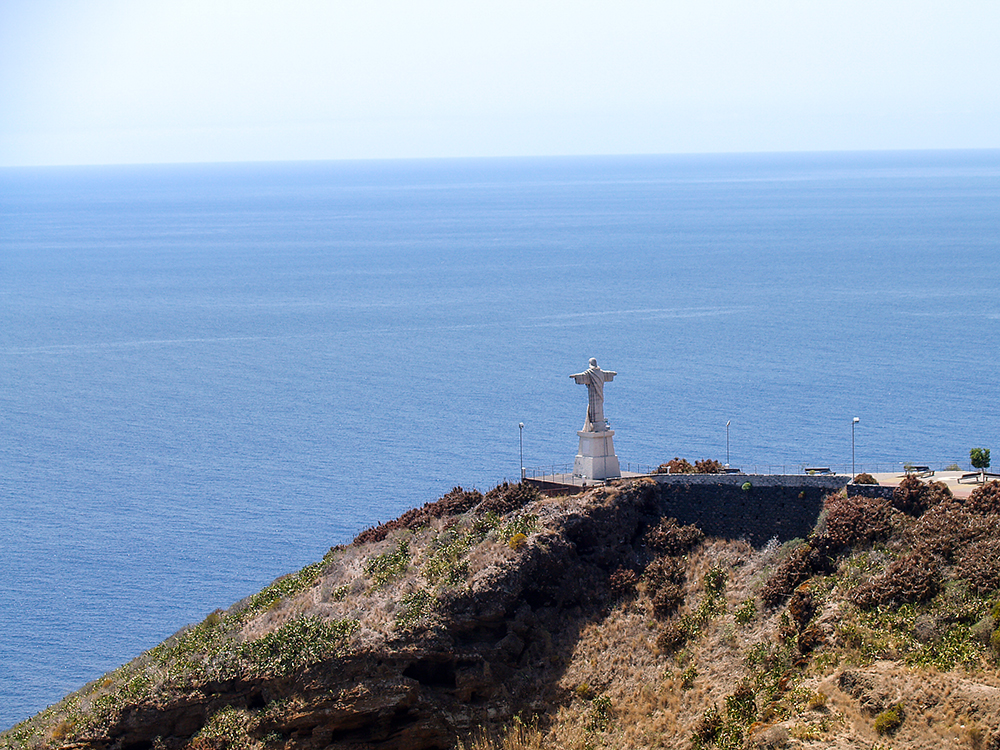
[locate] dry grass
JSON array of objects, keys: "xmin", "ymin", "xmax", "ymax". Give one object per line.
[{"xmin": 469, "ymin": 528, "xmax": 1000, "ymax": 750}]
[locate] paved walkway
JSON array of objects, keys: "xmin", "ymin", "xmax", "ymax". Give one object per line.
[{"xmin": 868, "ymin": 470, "xmax": 993, "ymax": 499}]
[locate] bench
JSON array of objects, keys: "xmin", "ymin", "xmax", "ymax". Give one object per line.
[
  {"xmin": 958, "ymin": 471, "xmax": 1000, "ymax": 484},
  {"xmin": 903, "ymin": 465, "xmax": 934, "ymax": 478},
  {"xmin": 804, "ymin": 467, "xmax": 833, "ymax": 475}
]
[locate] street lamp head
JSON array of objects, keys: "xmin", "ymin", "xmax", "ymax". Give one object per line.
[
  {"xmin": 519, "ymin": 422, "xmax": 524, "ymax": 429},
  {"xmin": 853, "ymin": 417, "xmax": 860, "ymax": 424}
]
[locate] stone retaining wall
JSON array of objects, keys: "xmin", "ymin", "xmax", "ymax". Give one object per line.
[
  {"xmin": 647, "ymin": 474, "xmax": 850, "ymax": 547},
  {"xmin": 847, "ymin": 483, "xmax": 896, "ymax": 500}
]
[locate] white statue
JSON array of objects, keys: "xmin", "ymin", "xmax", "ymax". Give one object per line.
[{"xmin": 570, "ymin": 358, "xmax": 616, "ymax": 432}]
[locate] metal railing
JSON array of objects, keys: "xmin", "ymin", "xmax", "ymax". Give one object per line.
[{"xmin": 523, "ymin": 461, "xmax": 972, "ymax": 480}]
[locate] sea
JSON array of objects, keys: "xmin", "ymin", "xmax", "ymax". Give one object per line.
[{"xmin": 2, "ymin": 150, "xmax": 999, "ymax": 728}]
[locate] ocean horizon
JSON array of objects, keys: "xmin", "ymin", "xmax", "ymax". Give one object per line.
[{"xmin": 2, "ymin": 149, "xmax": 999, "ymax": 728}]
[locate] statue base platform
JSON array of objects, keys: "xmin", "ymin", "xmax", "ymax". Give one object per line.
[{"xmin": 573, "ymin": 429, "xmax": 621, "ymax": 481}]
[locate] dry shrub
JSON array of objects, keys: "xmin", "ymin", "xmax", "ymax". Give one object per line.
[
  {"xmin": 903, "ymin": 502, "xmax": 998, "ymax": 560},
  {"xmin": 797, "ymin": 623, "xmax": 824, "ymax": 654},
  {"xmin": 851, "ymin": 548, "xmax": 944, "ymax": 608},
  {"xmin": 760, "ymin": 543, "xmax": 827, "ymax": 607},
  {"xmin": 892, "ymin": 475, "xmax": 952, "ymax": 517},
  {"xmin": 853, "ymin": 472, "xmax": 878, "ymax": 485},
  {"xmin": 644, "ymin": 556, "xmax": 685, "ymax": 589},
  {"xmin": 818, "ymin": 493, "xmax": 892, "ymax": 551},
  {"xmin": 608, "ymin": 567, "xmax": 639, "ymax": 599},
  {"xmin": 694, "ymin": 459, "xmax": 725, "ymax": 474},
  {"xmin": 644, "ymin": 557, "xmax": 686, "ymax": 618},
  {"xmin": 651, "ymin": 583, "xmax": 685, "ymax": 619},
  {"xmin": 892, "ymin": 475, "xmax": 926, "ymax": 516},
  {"xmin": 692, "ymin": 705, "xmax": 723, "ymax": 744},
  {"xmin": 644, "ymin": 517, "xmax": 704, "ymax": 556},
  {"xmin": 967, "ymin": 481, "xmax": 1000, "ymax": 514},
  {"xmin": 787, "ymin": 583, "xmax": 816, "ymax": 631},
  {"xmin": 479, "ymin": 481, "xmax": 541, "ymax": 515},
  {"xmin": 354, "ymin": 486, "xmax": 484, "ymax": 544},
  {"xmin": 656, "ymin": 458, "xmax": 694, "ymax": 474},
  {"xmin": 656, "ymin": 618, "xmax": 689, "ymax": 654},
  {"xmin": 955, "ymin": 538, "xmax": 1000, "ymax": 594}
]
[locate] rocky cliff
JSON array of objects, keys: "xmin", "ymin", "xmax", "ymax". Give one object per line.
[{"xmin": 4, "ymin": 477, "xmax": 1000, "ymax": 750}]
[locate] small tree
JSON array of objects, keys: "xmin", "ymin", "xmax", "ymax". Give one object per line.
[{"xmin": 970, "ymin": 447, "xmax": 991, "ymax": 479}]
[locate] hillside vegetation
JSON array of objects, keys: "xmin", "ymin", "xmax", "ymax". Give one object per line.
[{"xmin": 4, "ymin": 477, "xmax": 1000, "ymax": 750}]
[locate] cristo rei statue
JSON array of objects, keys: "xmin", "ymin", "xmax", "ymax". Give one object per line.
[{"xmin": 570, "ymin": 358, "xmax": 621, "ymax": 480}]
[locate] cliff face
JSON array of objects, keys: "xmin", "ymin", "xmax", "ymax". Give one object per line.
[
  {"xmin": 2, "ymin": 480, "xmax": 664, "ymax": 750},
  {"xmin": 5, "ymin": 477, "xmax": 1000, "ymax": 750}
]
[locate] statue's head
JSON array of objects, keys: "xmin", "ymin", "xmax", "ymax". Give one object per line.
[{"xmin": 589, "ymin": 358, "xmax": 598, "ymax": 367}]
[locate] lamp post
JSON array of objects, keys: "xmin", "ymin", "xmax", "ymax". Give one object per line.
[
  {"xmin": 852, "ymin": 417, "xmax": 860, "ymax": 478},
  {"xmin": 726, "ymin": 420, "xmax": 731, "ymax": 467},
  {"xmin": 519, "ymin": 422, "xmax": 524, "ymax": 480}
]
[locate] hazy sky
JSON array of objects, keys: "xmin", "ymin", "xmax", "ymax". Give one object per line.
[{"xmin": 2, "ymin": 0, "xmax": 998, "ymax": 166}]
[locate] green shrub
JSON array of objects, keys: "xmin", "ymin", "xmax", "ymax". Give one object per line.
[
  {"xmin": 330, "ymin": 585, "xmax": 349, "ymax": 602},
  {"xmin": 735, "ymin": 597, "xmax": 757, "ymax": 625},
  {"xmin": 970, "ymin": 447, "xmax": 991, "ymax": 473},
  {"xmin": 498, "ymin": 513, "xmax": 538, "ymax": 541},
  {"xmin": 586, "ymin": 695, "xmax": 613, "ymax": 732},
  {"xmin": 725, "ymin": 681, "xmax": 757, "ymax": 726},
  {"xmin": 395, "ymin": 589, "xmax": 435, "ymax": 630},
  {"xmin": 680, "ymin": 666, "xmax": 698, "ymax": 689},
  {"xmin": 704, "ymin": 566, "xmax": 728, "ymax": 598},
  {"xmin": 741, "ymin": 481, "xmax": 752, "ymax": 492},
  {"xmin": 364, "ymin": 539, "xmax": 410, "ymax": 588},
  {"xmin": 507, "ymin": 532, "xmax": 527, "ymax": 550},
  {"xmin": 423, "ymin": 527, "xmax": 477, "ymax": 586},
  {"xmin": 873, "ymin": 703, "xmax": 904, "ymax": 736},
  {"xmin": 238, "ymin": 617, "xmax": 357, "ymax": 677},
  {"xmin": 241, "ymin": 560, "xmax": 327, "ymax": 617},
  {"xmin": 191, "ymin": 706, "xmax": 255, "ymax": 749}
]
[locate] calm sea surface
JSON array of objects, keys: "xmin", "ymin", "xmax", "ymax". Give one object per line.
[{"xmin": 2, "ymin": 151, "xmax": 999, "ymax": 727}]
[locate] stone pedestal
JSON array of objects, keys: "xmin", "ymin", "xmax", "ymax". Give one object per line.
[{"xmin": 573, "ymin": 430, "xmax": 621, "ymax": 481}]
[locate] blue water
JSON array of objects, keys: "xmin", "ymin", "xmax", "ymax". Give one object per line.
[{"xmin": 2, "ymin": 151, "xmax": 999, "ymax": 728}]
